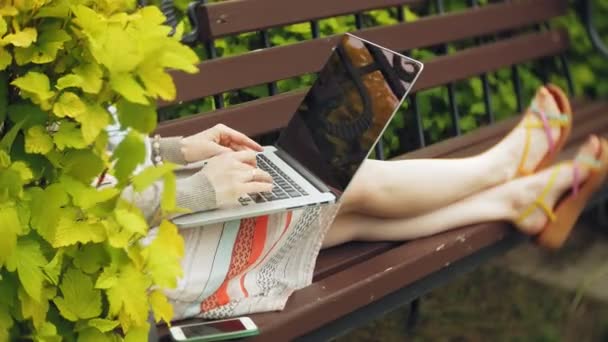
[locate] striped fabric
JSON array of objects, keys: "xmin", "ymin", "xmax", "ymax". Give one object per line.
[{"xmin": 163, "ymin": 203, "xmax": 340, "ymax": 320}]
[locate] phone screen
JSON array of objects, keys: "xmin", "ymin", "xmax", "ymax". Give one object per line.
[{"xmin": 180, "ymin": 319, "xmax": 247, "ymax": 338}]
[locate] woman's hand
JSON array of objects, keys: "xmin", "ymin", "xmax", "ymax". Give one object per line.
[
  {"xmin": 201, "ymin": 150, "xmax": 273, "ymax": 208},
  {"xmin": 181, "ymin": 124, "xmax": 263, "ymax": 163}
]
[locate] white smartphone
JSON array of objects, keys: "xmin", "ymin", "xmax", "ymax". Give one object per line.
[{"xmin": 169, "ymin": 317, "xmax": 259, "ymax": 341}]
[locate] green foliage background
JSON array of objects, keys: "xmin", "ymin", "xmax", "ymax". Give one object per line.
[{"xmin": 157, "ymin": 0, "xmax": 608, "ymax": 157}]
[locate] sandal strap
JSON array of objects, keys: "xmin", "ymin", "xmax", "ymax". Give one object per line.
[
  {"xmin": 517, "ymin": 101, "xmax": 570, "ymax": 175},
  {"xmin": 572, "ymin": 154, "xmax": 603, "ymax": 197},
  {"xmin": 516, "ymin": 164, "xmax": 561, "ymax": 224}
]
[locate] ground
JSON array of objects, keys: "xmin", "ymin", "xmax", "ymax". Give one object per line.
[{"xmin": 335, "ymin": 216, "xmax": 608, "ymax": 342}]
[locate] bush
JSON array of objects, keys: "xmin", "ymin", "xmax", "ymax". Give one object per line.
[{"xmin": 0, "ymin": 1, "xmax": 198, "ymax": 340}]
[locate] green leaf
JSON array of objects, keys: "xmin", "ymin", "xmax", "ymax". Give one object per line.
[
  {"xmin": 54, "ymin": 121, "xmax": 86, "ymax": 150},
  {"xmin": 0, "ymin": 118, "xmax": 26, "ymax": 152},
  {"xmin": 35, "ymin": 0, "xmax": 71, "ymax": 18},
  {"xmin": 114, "ymin": 209, "xmax": 148, "ymax": 236},
  {"xmin": 52, "ymin": 207, "xmax": 106, "ymax": 248},
  {"xmin": 87, "ymin": 319, "xmax": 119, "ymax": 333},
  {"xmin": 8, "ymin": 102, "xmax": 47, "ymax": 129},
  {"xmin": 2, "ymin": 27, "xmax": 37, "ymax": 47},
  {"xmin": 25, "ymin": 126, "xmax": 53, "ymax": 154},
  {"xmin": 77, "ymin": 327, "xmax": 115, "ymax": 342},
  {"xmin": 5, "ymin": 238, "xmax": 47, "ymax": 302},
  {"xmin": 53, "ymin": 92, "xmax": 86, "ymax": 118},
  {"xmin": 53, "ymin": 268, "xmax": 102, "ymax": 321},
  {"xmin": 0, "ymin": 206, "xmax": 20, "ymax": 267},
  {"xmin": 0, "ymin": 48, "xmax": 11, "ymax": 71},
  {"xmin": 112, "ymin": 131, "xmax": 145, "ymax": 185},
  {"xmin": 0, "ymin": 72, "xmax": 7, "ymax": 123},
  {"xmin": 43, "ymin": 251, "xmax": 64, "ymax": 286},
  {"xmin": 73, "ymin": 243, "xmax": 109, "ymax": 274},
  {"xmin": 61, "ymin": 149, "xmax": 105, "ymax": 183},
  {"xmin": 0, "ymin": 304, "xmax": 14, "ymax": 342},
  {"xmin": 110, "ymin": 73, "xmax": 149, "ymax": 105},
  {"xmin": 18, "ymin": 286, "xmax": 49, "ymax": 329},
  {"xmin": 29, "ymin": 185, "xmax": 69, "ymax": 243},
  {"xmin": 105, "ymin": 264, "xmax": 151, "ymax": 327},
  {"xmin": 131, "ymin": 163, "xmax": 175, "ymax": 192},
  {"xmin": 143, "ymin": 220, "xmax": 184, "ymax": 288},
  {"xmin": 116, "ymin": 99, "xmax": 157, "ymax": 134}
]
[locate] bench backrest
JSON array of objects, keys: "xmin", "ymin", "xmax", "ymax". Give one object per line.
[{"xmin": 156, "ymin": 0, "xmax": 572, "ymax": 157}]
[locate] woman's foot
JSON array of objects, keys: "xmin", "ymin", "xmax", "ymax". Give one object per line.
[
  {"xmin": 488, "ymin": 85, "xmax": 571, "ymax": 182},
  {"xmin": 510, "ymin": 135, "xmax": 601, "ymax": 235}
]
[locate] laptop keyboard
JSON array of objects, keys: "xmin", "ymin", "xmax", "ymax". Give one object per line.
[{"xmin": 239, "ymin": 154, "xmax": 309, "ymax": 206}]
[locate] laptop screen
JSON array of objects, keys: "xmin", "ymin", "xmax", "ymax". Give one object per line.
[{"xmin": 276, "ymin": 34, "xmax": 422, "ymax": 194}]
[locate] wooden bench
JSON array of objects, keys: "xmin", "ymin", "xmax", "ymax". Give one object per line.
[{"xmin": 151, "ymin": 0, "xmax": 608, "ymax": 340}]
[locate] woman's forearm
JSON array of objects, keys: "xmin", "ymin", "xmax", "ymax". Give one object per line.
[{"xmin": 121, "ymin": 172, "xmax": 217, "ymax": 226}]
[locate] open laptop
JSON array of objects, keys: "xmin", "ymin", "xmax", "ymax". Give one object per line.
[{"xmin": 173, "ymin": 33, "xmax": 423, "ymax": 228}]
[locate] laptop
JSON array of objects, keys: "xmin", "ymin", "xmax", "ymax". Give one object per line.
[{"xmin": 173, "ymin": 33, "xmax": 423, "ymax": 228}]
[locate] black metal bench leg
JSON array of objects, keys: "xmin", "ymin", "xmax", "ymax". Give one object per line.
[{"xmin": 407, "ymin": 298, "xmax": 421, "ymax": 331}]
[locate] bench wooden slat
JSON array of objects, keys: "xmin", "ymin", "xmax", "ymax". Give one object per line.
[
  {"xmin": 157, "ymin": 30, "xmax": 569, "ymax": 138},
  {"xmin": 198, "ymin": 0, "xmax": 421, "ymax": 40},
  {"xmin": 197, "ymin": 0, "xmax": 565, "ymax": 40},
  {"xmin": 166, "ymin": 0, "xmax": 567, "ymax": 104}
]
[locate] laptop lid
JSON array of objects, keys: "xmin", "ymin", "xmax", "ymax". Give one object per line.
[{"xmin": 275, "ymin": 33, "xmax": 423, "ymax": 196}]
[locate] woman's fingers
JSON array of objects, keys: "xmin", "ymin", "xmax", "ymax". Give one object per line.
[
  {"xmin": 218, "ymin": 125, "xmax": 263, "ymax": 152},
  {"xmin": 231, "ymin": 150, "xmax": 258, "ymax": 167},
  {"xmin": 241, "ymin": 181, "xmax": 274, "ymax": 194},
  {"xmin": 237, "ymin": 167, "xmax": 273, "ymax": 183}
]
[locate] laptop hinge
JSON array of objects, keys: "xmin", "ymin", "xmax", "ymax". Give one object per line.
[{"xmin": 274, "ymin": 147, "xmax": 331, "ymax": 194}]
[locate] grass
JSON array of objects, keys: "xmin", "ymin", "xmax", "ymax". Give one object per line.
[{"xmin": 334, "ymin": 265, "xmax": 608, "ymax": 342}]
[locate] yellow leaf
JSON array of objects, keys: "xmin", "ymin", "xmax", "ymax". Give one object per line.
[
  {"xmin": 25, "ymin": 126, "xmax": 53, "ymax": 155},
  {"xmin": 0, "ymin": 17, "xmax": 6, "ymax": 37},
  {"xmin": 2, "ymin": 27, "xmax": 37, "ymax": 47},
  {"xmin": 0, "ymin": 48, "xmax": 11, "ymax": 71},
  {"xmin": 10, "ymin": 161, "xmax": 33, "ymax": 183},
  {"xmin": 14, "ymin": 28, "xmax": 70, "ymax": 65},
  {"xmin": 53, "ymin": 120, "xmax": 86, "ymax": 150},
  {"xmin": 149, "ymin": 290, "xmax": 173, "ymax": 324},
  {"xmin": 110, "ymin": 72, "xmax": 149, "ymax": 104},
  {"xmin": 52, "ymin": 207, "xmax": 106, "ymax": 247},
  {"xmin": 11, "ymin": 71, "xmax": 55, "ymax": 106},
  {"xmin": 53, "ymin": 92, "xmax": 86, "ymax": 118},
  {"xmin": 56, "ymin": 62, "xmax": 103, "ymax": 94},
  {"xmin": 0, "ymin": 206, "xmax": 20, "ymax": 267},
  {"xmin": 137, "ymin": 62, "xmax": 175, "ymax": 101},
  {"xmin": 143, "ymin": 220, "xmax": 184, "ymax": 288},
  {"xmin": 0, "ymin": 6, "xmax": 18, "ymax": 16},
  {"xmin": 105, "ymin": 264, "xmax": 150, "ymax": 328},
  {"xmin": 114, "ymin": 208, "xmax": 147, "ymax": 236},
  {"xmin": 79, "ymin": 103, "xmax": 110, "ymax": 143}
]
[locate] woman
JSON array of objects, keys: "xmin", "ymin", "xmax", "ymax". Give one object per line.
[{"xmin": 121, "ymin": 85, "xmax": 608, "ymax": 320}]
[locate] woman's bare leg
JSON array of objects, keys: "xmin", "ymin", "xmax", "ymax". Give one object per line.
[
  {"xmin": 340, "ymin": 86, "xmax": 564, "ymax": 218},
  {"xmin": 323, "ymin": 137, "xmax": 599, "ymax": 248}
]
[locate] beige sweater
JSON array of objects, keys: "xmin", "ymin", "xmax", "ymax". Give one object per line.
[{"xmin": 121, "ymin": 136, "xmax": 217, "ymax": 225}]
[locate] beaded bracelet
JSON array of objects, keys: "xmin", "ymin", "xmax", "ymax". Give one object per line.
[{"xmin": 152, "ymin": 134, "xmax": 163, "ymax": 166}]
